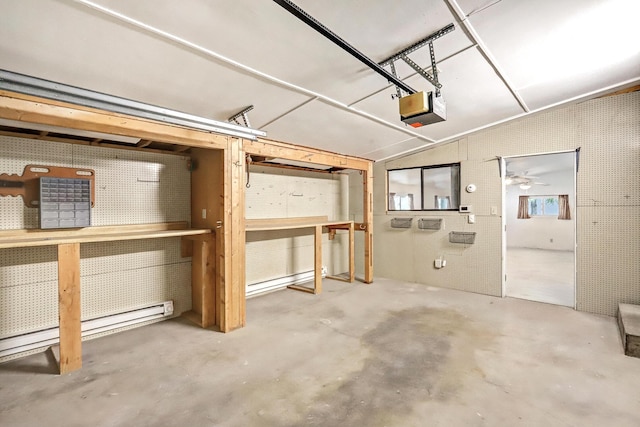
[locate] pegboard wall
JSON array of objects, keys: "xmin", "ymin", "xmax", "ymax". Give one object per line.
[
  {"xmin": 371, "ymin": 91, "xmax": 640, "ymax": 316},
  {"xmin": 245, "ymin": 165, "xmax": 349, "ymax": 285},
  {"xmin": 0, "ymin": 136, "xmax": 192, "ymax": 344}
]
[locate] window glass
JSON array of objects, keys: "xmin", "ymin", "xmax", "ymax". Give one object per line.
[
  {"xmin": 387, "ymin": 168, "xmax": 421, "ymax": 211},
  {"xmin": 422, "ymin": 164, "xmax": 460, "ymax": 210},
  {"xmin": 528, "ymin": 196, "xmax": 559, "ymax": 216},
  {"xmin": 387, "ymin": 164, "xmax": 460, "ymax": 211}
]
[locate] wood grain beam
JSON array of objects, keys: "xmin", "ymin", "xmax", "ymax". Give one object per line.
[
  {"xmin": 363, "ymin": 163, "xmax": 374, "ymax": 283},
  {"xmin": 245, "ymin": 137, "xmax": 371, "ymax": 171},
  {"xmin": 219, "ymin": 137, "xmax": 246, "ymax": 332},
  {"xmin": 57, "ymin": 243, "xmax": 82, "ymax": 374},
  {"xmin": 0, "ymin": 91, "xmax": 227, "ymax": 150}
]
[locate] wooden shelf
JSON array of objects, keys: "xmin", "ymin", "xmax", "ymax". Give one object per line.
[
  {"xmin": 244, "ymin": 216, "xmax": 355, "ymax": 295},
  {"xmin": 0, "ymin": 222, "xmax": 211, "ymax": 249},
  {"xmin": 245, "ymin": 216, "xmax": 353, "ymax": 232},
  {"xmin": 0, "ymin": 221, "xmax": 211, "ymax": 374}
]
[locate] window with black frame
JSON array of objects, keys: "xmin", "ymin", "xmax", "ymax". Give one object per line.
[{"xmin": 387, "ymin": 163, "xmax": 460, "ymax": 211}]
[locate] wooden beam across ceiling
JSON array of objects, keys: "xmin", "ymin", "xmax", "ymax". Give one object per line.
[
  {"xmin": 245, "ymin": 137, "xmax": 371, "ymax": 171},
  {"xmin": 0, "ymin": 90, "xmax": 228, "ymax": 150}
]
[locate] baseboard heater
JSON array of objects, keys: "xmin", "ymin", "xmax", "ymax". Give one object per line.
[
  {"xmin": 0, "ymin": 301, "xmax": 174, "ymax": 359},
  {"xmin": 246, "ymin": 270, "xmax": 326, "ymax": 297}
]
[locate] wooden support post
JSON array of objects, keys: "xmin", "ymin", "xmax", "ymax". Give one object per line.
[
  {"xmin": 189, "ymin": 148, "xmax": 222, "ymax": 329},
  {"xmin": 57, "ymin": 243, "xmax": 82, "ymax": 374},
  {"xmin": 348, "ymin": 222, "xmax": 355, "ymax": 282},
  {"xmin": 218, "ymin": 137, "xmax": 246, "ymax": 332},
  {"xmin": 186, "ymin": 235, "xmax": 215, "ymax": 328},
  {"xmin": 363, "ymin": 164, "xmax": 374, "ymax": 283},
  {"xmin": 314, "ymin": 225, "xmax": 323, "ymax": 294}
]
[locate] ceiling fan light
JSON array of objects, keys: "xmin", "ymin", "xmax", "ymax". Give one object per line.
[
  {"xmin": 519, "ymin": 183, "xmax": 531, "ymax": 190},
  {"xmin": 505, "ymin": 178, "xmax": 513, "ymax": 185}
]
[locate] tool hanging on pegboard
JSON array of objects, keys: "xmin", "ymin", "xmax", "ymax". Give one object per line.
[{"xmin": 245, "ymin": 154, "xmax": 252, "ymax": 188}]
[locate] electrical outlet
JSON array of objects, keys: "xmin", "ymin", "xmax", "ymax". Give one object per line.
[
  {"xmin": 321, "ymin": 266, "xmax": 328, "ymax": 276},
  {"xmin": 163, "ymin": 301, "xmax": 174, "ymax": 316},
  {"xmin": 491, "ymin": 206, "xmax": 498, "ymax": 215}
]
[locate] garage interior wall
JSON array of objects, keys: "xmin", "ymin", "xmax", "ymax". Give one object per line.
[
  {"xmin": 0, "ymin": 136, "xmax": 193, "ymax": 351},
  {"xmin": 245, "ymin": 166, "xmax": 350, "ymax": 285},
  {"xmin": 371, "ymin": 91, "xmax": 640, "ymax": 317}
]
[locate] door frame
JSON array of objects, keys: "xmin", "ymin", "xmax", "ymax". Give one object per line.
[{"xmin": 501, "ymin": 150, "xmax": 577, "ymax": 309}]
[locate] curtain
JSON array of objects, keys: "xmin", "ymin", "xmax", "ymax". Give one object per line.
[
  {"xmin": 558, "ymin": 194, "xmax": 571, "ymax": 220},
  {"xmin": 517, "ymin": 195, "xmax": 530, "ymax": 219},
  {"xmin": 407, "ymin": 193, "xmax": 414, "ymax": 210},
  {"xmin": 388, "ymin": 192, "xmax": 396, "ymax": 210}
]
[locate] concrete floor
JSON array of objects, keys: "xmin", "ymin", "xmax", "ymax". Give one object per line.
[
  {"xmin": 1, "ymin": 278, "xmax": 639, "ymax": 427},
  {"xmin": 506, "ymin": 247, "xmax": 575, "ymax": 307}
]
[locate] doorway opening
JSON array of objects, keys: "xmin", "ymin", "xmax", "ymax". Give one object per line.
[{"xmin": 502, "ymin": 152, "xmax": 576, "ymax": 308}]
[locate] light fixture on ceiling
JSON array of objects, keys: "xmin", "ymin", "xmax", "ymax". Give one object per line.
[
  {"xmin": 505, "ymin": 178, "xmax": 513, "ymax": 185},
  {"xmin": 519, "ymin": 183, "xmax": 532, "ymax": 190}
]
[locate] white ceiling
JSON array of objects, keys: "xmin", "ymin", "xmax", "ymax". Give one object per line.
[
  {"xmin": 505, "ymin": 152, "xmax": 575, "ymax": 180},
  {"xmin": 1, "ymin": 0, "xmax": 638, "ymax": 161}
]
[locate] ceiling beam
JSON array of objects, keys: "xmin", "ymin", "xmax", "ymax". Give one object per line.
[{"xmin": 443, "ymin": 0, "xmax": 530, "ymax": 113}]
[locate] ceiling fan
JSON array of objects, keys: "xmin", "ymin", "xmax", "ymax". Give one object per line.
[{"xmin": 505, "ymin": 172, "xmax": 549, "ymax": 189}]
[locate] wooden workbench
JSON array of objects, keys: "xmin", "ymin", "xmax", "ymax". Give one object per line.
[
  {"xmin": 0, "ymin": 222, "xmax": 211, "ymax": 374},
  {"xmin": 245, "ymin": 216, "xmax": 355, "ymax": 294}
]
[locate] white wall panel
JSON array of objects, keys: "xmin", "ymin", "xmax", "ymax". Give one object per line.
[
  {"xmin": 245, "ymin": 166, "xmax": 349, "ymax": 285},
  {"xmin": 0, "ymin": 136, "xmax": 192, "ymax": 344},
  {"xmin": 372, "ymin": 91, "xmax": 640, "ymax": 316}
]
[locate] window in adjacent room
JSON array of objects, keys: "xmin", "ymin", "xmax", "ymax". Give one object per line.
[
  {"xmin": 387, "ymin": 163, "xmax": 460, "ymax": 211},
  {"xmin": 528, "ymin": 196, "xmax": 559, "ymax": 216}
]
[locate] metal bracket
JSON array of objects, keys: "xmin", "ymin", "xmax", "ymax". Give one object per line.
[
  {"xmin": 379, "ymin": 23, "xmax": 454, "ymax": 98},
  {"xmin": 379, "ymin": 24, "xmax": 454, "ymax": 66},
  {"xmin": 400, "ymin": 55, "xmax": 441, "ymax": 90},
  {"xmin": 228, "ymin": 105, "xmax": 254, "ymax": 128},
  {"xmin": 388, "ymin": 62, "xmax": 404, "ymax": 100}
]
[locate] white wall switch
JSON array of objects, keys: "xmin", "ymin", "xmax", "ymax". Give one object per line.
[{"xmin": 468, "ymin": 214, "xmax": 475, "ymax": 224}]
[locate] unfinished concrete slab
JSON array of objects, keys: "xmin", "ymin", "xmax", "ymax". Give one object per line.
[
  {"xmin": 1, "ymin": 278, "xmax": 639, "ymax": 427},
  {"xmin": 618, "ymin": 303, "xmax": 640, "ymax": 358}
]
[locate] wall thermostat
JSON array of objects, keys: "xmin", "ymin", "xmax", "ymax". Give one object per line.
[{"xmin": 466, "ymin": 184, "xmax": 477, "ymax": 193}]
